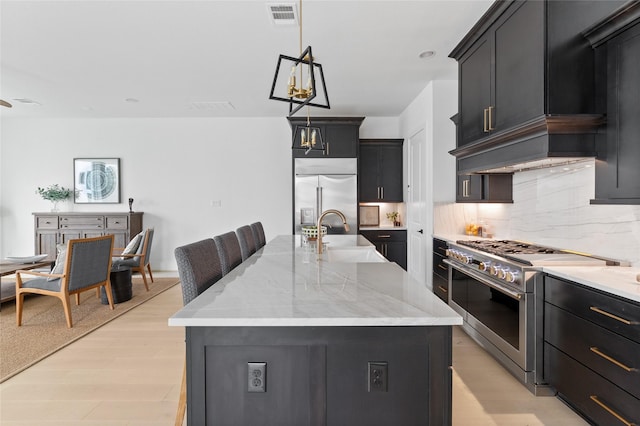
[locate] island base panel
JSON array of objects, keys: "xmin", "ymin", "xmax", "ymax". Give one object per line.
[{"xmin": 186, "ymin": 326, "xmax": 453, "ymax": 425}]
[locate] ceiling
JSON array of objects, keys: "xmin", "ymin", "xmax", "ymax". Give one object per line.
[{"xmin": 0, "ymin": 0, "xmax": 492, "ymax": 119}]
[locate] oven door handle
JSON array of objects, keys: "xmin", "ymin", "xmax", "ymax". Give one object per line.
[{"xmin": 444, "ymin": 259, "xmax": 524, "ymax": 300}]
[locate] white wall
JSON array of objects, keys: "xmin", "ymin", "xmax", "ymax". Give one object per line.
[
  {"xmin": 1, "ymin": 117, "xmax": 294, "ymax": 271},
  {"xmin": 399, "ymin": 80, "xmax": 459, "ymax": 284},
  {"xmin": 0, "ymin": 116, "xmax": 400, "ymax": 271}
]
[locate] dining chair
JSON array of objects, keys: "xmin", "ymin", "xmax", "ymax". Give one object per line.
[
  {"xmin": 250, "ymin": 221, "xmax": 266, "ymax": 249},
  {"xmin": 15, "ymin": 235, "xmax": 115, "ymax": 328},
  {"xmin": 112, "ymin": 228, "xmax": 155, "ymax": 291},
  {"xmin": 213, "ymin": 231, "xmax": 243, "ymax": 275},
  {"xmin": 174, "ymin": 238, "xmax": 225, "ymax": 426},
  {"xmin": 236, "ymin": 225, "xmax": 256, "ymax": 261}
]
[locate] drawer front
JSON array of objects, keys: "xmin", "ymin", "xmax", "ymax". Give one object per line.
[
  {"xmin": 545, "ymin": 275, "xmax": 640, "ymax": 343},
  {"xmin": 433, "ymin": 273, "xmax": 449, "ymax": 304},
  {"xmin": 360, "ymin": 230, "xmax": 406, "ymax": 243},
  {"xmin": 36, "ymin": 216, "xmax": 58, "ymax": 229},
  {"xmin": 545, "ymin": 343, "xmax": 640, "ymax": 425},
  {"xmin": 106, "ymin": 216, "xmax": 129, "ymax": 230},
  {"xmin": 545, "ymin": 302, "xmax": 640, "ymax": 399},
  {"xmin": 433, "ymin": 252, "xmax": 448, "ymax": 280},
  {"xmin": 59, "ymin": 215, "xmax": 104, "ymax": 229},
  {"xmin": 433, "ymin": 238, "xmax": 448, "ymax": 257}
]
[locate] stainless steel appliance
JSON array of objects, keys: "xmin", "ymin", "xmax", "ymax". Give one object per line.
[
  {"xmin": 444, "ymin": 239, "xmax": 607, "ymax": 395},
  {"xmin": 294, "ymin": 158, "xmax": 357, "ymax": 235}
]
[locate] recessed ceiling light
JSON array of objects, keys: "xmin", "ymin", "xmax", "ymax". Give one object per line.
[
  {"xmin": 125, "ymin": 98, "xmax": 140, "ymax": 103},
  {"xmin": 418, "ymin": 50, "xmax": 436, "ymax": 59}
]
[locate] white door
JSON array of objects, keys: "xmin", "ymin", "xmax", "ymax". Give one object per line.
[{"xmin": 407, "ymin": 128, "xmax": 428, "ymax": 284}]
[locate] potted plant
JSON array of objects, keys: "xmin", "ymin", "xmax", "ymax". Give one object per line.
[
  {"xmin": 386, "ymin": 211, "xmax": 400, "ymax": 227},
  {"xmin": 36, "ymin": 184, "xmax": 74, "ymax": 212}
]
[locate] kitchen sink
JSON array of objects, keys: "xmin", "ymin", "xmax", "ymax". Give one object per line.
[{"xmin": 325, "ymin": 247, "xmax": 387, "ymax": 263}]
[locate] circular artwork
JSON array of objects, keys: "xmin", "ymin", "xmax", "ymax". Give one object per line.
[{"xmin": 85, "ymin": 161, "xmax": 116, "ymax": 200}]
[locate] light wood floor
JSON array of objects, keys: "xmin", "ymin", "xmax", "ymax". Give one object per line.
[{"xmin": 0, "ymin": 276, "xmax": 587, "ymax": 426}]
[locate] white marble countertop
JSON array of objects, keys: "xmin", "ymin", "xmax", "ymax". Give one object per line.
[
  {"xmin": 169, "ymin": 235, "xmax": 462, "ymax": 327},
  {"xmin": 543, "ymin": 266, "xmax": 640, "ymax": 303}
]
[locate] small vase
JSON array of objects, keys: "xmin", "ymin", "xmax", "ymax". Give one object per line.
[{"xmin": 51, "ymin": 201, "xmax": 59, "ymax": 212}]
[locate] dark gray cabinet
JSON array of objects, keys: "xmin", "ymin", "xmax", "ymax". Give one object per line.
[
  {"xmin": 449, "ymin": 0, "xmax": 625, "ymax": 174},
  {"xmin": 33, "ymin": 212, "xmax": 143, "ymax": 260},
  {"xmin": 432, "ymin": 238, "xmax": 449, "ymax": 303},
  {"xmin": 456, "ymin": 173, "xmax": 513, "ymax": 203},
  {"xmin": 586, "ymin": 4, "xmax": 640, "ymax": 204},
  {"xmin": 360, "ymin": 229, "xmax": 406, "ymax": 270},
  {"xmin": 359, "ymin": 139, "xmax": 404, "ymax": 202},
  {"xmin": 186, "ymin": 325, "xmax": 453, "ymax": 425},
  {"xmin": 544, "ymin": 275, "xmax": 640, "ymax": 425},
  {"xmin": 288, "ymin": 117, "xmax": 364, "ymax": 158},
  {"xmin": 457, "ymin": 0, "xmax": 544, "ymax": 146}
]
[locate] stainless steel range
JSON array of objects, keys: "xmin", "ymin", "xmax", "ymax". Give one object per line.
[{"xmin": 444, "ymin": 239, "xmax": 607, "ymax": 395}]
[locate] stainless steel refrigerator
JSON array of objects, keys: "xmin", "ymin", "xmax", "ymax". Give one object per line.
[{"xmin": 294, "ymin": 158, "xmax": 357, "ymax": 235}]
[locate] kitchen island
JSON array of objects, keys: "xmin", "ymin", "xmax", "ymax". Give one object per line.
[{"xmin": 169, "ymin": 235, "xmax": 462, "ymax": 425}]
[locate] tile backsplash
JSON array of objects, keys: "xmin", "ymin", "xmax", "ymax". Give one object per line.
[{"xmin": 434, "ymin": 159, "xmax": 640, "ymax": 266}]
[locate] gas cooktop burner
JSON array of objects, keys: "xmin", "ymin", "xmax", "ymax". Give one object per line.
[{"xmin": 457, "ymin": 239, "xmax": 562, "ymax": 256}]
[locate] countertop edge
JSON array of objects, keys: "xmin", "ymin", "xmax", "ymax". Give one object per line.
[
  {"xmin": 168, "ymin": 317, "xmax": 464, "ymax": 327},
  {"xmin": 543, "ymin": 266, "xmax": 640, "ymax": 303}
]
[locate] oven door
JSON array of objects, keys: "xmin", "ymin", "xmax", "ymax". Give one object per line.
[{"xmin": 446, "ymin": 260, "xmax": 531, "ymax": 371}]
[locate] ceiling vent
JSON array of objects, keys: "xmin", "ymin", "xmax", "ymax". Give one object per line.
[{"xmin": 267, "ymin": 3, "xmax": 298, "ymax": 26}]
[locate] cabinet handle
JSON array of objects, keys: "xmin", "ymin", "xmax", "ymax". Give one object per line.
[
  {"xmin": 378, "ymin": 235, "xmax": 391, "ymax": 238},
  {"xmin": 437, "ymin": 285, "xmax": 448, "ymax": 294},
  {"xmin": 589, "ymin": 306, "xmax": 637, "ymax": 325},
  {"xmin": 383, "ymin": 243, "xmax": 388, "ymax": 257},
  {"xmin": 377, "ymin": 187, "xmax": 380, "ymax": 199},
  {"xmin": 462, "ymin": 179, "xmax": 469, "ymax": 198},
  {"xmin": 589, "ymin": 395, "xmax": 633, "ymax": 426},
  {"xmin": 589, "ymin": 347, "xmax": 635, "ymax": 372},
  {"xmin": 483, "ymin": 108, "xmax": 489, "ymax": 132},
  {"xmin": 488, "ymin": 105, "xmax": 495, "ymax": 131},
  {"xmin": 325, "ymin": 142, "xmax": 330, "ymax": 156},
  {"xmin": 438, "ymin": 264, "xmax": 448, "ymax": 271},
  {"xmin": 381, "ymin": 187, "xmax": 384, "ymax": 199}
]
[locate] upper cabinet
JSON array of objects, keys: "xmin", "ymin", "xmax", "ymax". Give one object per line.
[
  {"xmin": 288, "ymin": 117, "xmax": 364, "ymax": 158},
  {"xmin": 458, "ymin": 0, "xmax": 544, "ymax": 146},
  {"xmin": 359, "ymin": 139, "xmax": 403, "ymax": 202},
  {"xmin": 449, "ymin": 0, "xmax": 625, "ymax": 174},
  {"xmin": 585, "ymin": 3, "xmax": 640, "ymax": 204}
]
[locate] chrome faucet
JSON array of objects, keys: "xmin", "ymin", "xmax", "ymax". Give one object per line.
[{"xmin": 316, "ymin": 209, "xmax": 350, "ymax": 254}]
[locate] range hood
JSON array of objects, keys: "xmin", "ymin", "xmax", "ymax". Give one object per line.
[{"xmin": 450, "ymin": 114, "xmax": 605, "ymax": 174}]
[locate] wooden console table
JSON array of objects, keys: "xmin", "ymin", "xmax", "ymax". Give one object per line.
[{"xmin": 33, "ymin": 212, "xmax": 143, "ymax": 261}]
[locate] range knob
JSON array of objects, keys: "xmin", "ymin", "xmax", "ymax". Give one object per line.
[
  {"xmin": 462, "ymin": 254, "xmax": 473, "ymax": 264},
  {"xmin": 497, "ymin": 268, "xmax": 508, "ymax": 280},
  {"xmin": 505, "ymin": 271, "xmax": 518, "ymax": 283},
  {"xmin": 489, "ymin": 265, "xmax": 500, "ymax": 276},
  {"xmin": 479, "ymin": 261, "xmax": 491, "ymax": 272}
]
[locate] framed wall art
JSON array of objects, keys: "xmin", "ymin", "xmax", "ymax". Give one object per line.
[{"xmin": 74, "ymin": 158, "xmax": 121, "ymax": 204}]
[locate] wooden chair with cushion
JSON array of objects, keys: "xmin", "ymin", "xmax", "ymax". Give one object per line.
[
  {"xmin": 250, "ymin": 221, "xmax": 266, "ymax": 250},
  {"xmin": 236, "ymin": 225, "xmax": 256, "ymax": 261},
  {"xmin": 174, "ymin": 238, "xmax": 225, "ymax": 426},
  {"xmin": 213, "ymin": 231, "xmax": 243, "ymax": 275},
  {"xmin": 15, "ymin": 234, "xmax": 115, "ymax": 328},
  {"xmin": 112, "ymin": 228, "xmax": 155, "ymax": 291}
]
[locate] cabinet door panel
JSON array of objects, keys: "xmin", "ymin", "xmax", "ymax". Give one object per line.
[
  {"xmin": 358, "ymin": 145, "xmax": 380, "ymax": 201},
  {"xmin": 36, "ymin": 231, "xmax": 58, "ymax": 261},
  {"xmin": 325, "ymin": 125, "xmax": 358, "ymax": 158},
  {"xmin": 596, "ymin": 24, "xmax": 640, "ymax": 201},
  {"xmin": 459, "ymin": 37, "xmax": 492, "ymax": 146},
  {"xmin": 379, "ymin": 145, "xmax": 403, "ymax": 201},
  {"xmin": 493, "ymin": 0, "xmax": 544, "ymax": 131}
]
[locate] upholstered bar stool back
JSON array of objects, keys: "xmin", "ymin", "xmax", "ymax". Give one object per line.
[
  {"xmin": 213, "ymin": 231, "xmax": 243, "ymax": 275},
  {"xmin": 174, "ymin": 238, "xmax": 224, "ymax": 305},
  {"xmin": 250, "ymin": 222, "xmax": 266, "ymax": 249},
  {"xmin": 236, "ymin": 225, "xmax": 256, "ymax": 261}
]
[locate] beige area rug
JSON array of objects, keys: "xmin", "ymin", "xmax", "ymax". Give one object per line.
[{"xmin": 0, "ymin": 277, "xmax": 179, "ymax": 383}]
